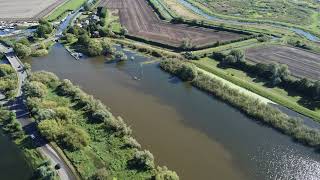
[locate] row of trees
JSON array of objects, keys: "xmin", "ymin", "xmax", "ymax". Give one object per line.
[{"xmin": 213, "ymin": 50, "xmax": 320, "ymax": 100}]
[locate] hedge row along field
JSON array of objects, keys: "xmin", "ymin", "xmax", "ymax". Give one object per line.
[
  {"xmin": 159, "ymin": 59, "xmax": 320, "ymax": 148},
  {"xmin": 24, "ymin": 71, "xmax": 179, "ymax": 180}
]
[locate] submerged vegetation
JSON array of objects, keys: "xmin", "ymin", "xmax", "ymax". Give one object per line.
[
  {"xmin": 160, "ymin": 59, "xmax": 320, "ymax": 148},
  {"xmin": 24, "ymin": 71, "xmax": 178, "ymax": 179}
]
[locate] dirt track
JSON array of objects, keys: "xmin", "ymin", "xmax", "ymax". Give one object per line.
[
  {"xmin": 0, "ymin": 0, "xmax": 66, "ymax": 22},
  {"xmin": 246, "ymin": 45, "xmax": 320, "ymax": 80},
  {"xmin": 100, "ymin": 0, "xmax": 245, "ymax": 47}
]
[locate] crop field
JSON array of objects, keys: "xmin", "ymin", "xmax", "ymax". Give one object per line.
[
  {"xmin": 246, "ymin": 45, "xmax": 320, "ymax": 80},
  {"xmin": 100, "ymin": 0, "xmax": 246, "ymax": 48},
  {"xmin": 0, "ymin": 0, "xmax": 66, "ymax": 22}
]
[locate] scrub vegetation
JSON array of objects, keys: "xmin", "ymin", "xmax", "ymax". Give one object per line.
[
  {"xmin": 24, "ymin": 71, "xmax": 178, "ymax": 179},
  {"xmin": 160, "ymin": 59, "xmax": 320, "ymax": 148}
]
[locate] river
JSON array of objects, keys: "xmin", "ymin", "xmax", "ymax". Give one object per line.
[
  {"xmin": 25, "ymin": 43, "xmax": 320, "ymax": 180},
  {"xmin": 0, "ymin": 131, "xmax": 32, "ymax": 179}
]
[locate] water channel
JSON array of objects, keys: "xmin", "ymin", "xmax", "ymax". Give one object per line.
[
  {"xmin": 0, "ymin": 131, "xmax": 32, "ymax": 180},
  {"xmin": 23, "ymin": 43, "xmax": 320, "ymax": 180}
]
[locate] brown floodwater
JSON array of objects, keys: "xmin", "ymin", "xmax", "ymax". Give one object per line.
[{"xmin": 25, "ymin": 43, "xmax": 320, "ymax": 180}]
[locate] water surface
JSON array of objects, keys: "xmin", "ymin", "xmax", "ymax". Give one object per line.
[{"xmin": 26, "ymin": 44, "xmax": 320, "ymax": 180}]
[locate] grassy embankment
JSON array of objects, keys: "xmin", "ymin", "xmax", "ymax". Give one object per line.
[
  {"xmin": 24, "ymin": 71, "xmax": 178, "ymax": 179},
  {"xmin": 45, "ymin": 0, "xmax": 87, "ymax": 22},
  {"xmin": 160, "ymin": 59, "xmax": 320, "ymax": 148},
  {"xmin": 193, "ymin": 58, "xmax": 320, "ymax": 122},
  {"xmin": 184, "ymin": 0, "xmax": 320, "ymax": 38}
]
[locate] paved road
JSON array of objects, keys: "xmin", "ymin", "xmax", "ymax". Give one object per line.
[{"xmin": 1, "ymin": 45, "xmax": 76, "ymax": 180}]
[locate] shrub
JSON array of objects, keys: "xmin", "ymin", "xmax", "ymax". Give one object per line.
[
  {"xmin": 155, "ymin": 166, "xmax": 179, "ymax": 180},
  {"xmin": 133, "ymin": 150, "xmax": 155, "ymax": 170},
  {"xmin": 124, "ymin": 136, "xmax": 141, "ymax": 149},
  {"xmin": 14, "ymin": 43, "xmax": 31, "ymax": 59},
  {"xmin": 30, "ymin": 71, "xmax": 60, "ymax": 88},
  {"xmin": 24, "ymin": 81, "xmax": 47, "ymax": 98},
  {"xmin": 89, "ymin": 168, "xmax": 109, "ymax": 180},
  {"xmin": 115, "ymin": 51, "xmax": 128, "ymax": 61}
]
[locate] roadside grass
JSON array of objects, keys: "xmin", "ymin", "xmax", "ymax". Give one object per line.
[
  {"xmin": 46, "ymin": 0, "xmax": 86, "ymax": 22},
  {"xmin": 193, "ymin": 58, "xmax": 320, "ymax": 122}
]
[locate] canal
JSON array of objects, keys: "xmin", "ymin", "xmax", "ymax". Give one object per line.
[{"xmin": 25, "ymin": 43, "xmax": 320, "ymax": 180}]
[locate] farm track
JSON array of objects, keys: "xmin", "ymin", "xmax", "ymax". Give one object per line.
[
  {"xmin": 0, "ymin": 0, "xmax": 66, "ymax": 22},
  {"xmin": 99, "ymin": 0, "xmax": 245, "ymax": 47},
  {"xmin": 246, "ymin": 46, "xmax": 320, "ymax": 80}
]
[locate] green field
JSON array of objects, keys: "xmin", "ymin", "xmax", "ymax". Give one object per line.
[
  {"xmin": 191, "ymin": 0, "xmax": 319, "ymax": 27},
  {"xmin": 46, "ymin": 0, "xmax": 87, "ymax": 22},
  {"xmin": 193, "ymin": 58, "xmax": 320, "ymax": 122}
]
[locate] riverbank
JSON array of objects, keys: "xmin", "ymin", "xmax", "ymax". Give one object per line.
[
  {"xmin": 193, "ymin": 58, "xmax": 320, "ymax": 123},
  {"xmin": 160, "ymin": 59, "xmax": 320, "ymax": 148},
  {"xmin": 24, "ymin": 71, "xmax": 179, "ymax": 179}
]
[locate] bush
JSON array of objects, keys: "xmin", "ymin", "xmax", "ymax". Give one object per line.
[
  {"xmin": 124, "ymin": 136, "xmax": 141, "ymax": 149},
  {"xmin": 32, "ymin": 49, "xmax": 49, "ymax": 57},
  {"xmin": 24, "ymin": 81, "xmax": 47, "ymax": 98},
  {"xmin": 115, "ymin": 51, "xmax": 128, "ymax": 61},
  {"xmin": 30, "ymin": 71, "xmax": 60, "ymax": 88},
  {"xmin": 14, "ymin": 43, "xmax": 31, "ymax": 59},
  {"xmin": 155, "ymin": 166, "xmax": 179, "ymax": 180},
  {"xmin": 133, "ymin": 150, "xmax": 155, "ymax": 170}
]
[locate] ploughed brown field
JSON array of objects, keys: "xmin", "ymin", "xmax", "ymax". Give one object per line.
[
  {"xmin": 100, "ymin": 0, "xmax": 246, "ymax": 48},
  {"xmin": 0, "ymin": 0, "xmax": 66, "ymax": 22},
  {"xmin": 246, "ymin": 45, "xmax": 320, "ymax": 80}
]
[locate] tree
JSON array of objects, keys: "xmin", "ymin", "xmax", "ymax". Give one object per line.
[
  {"xmin": 38, "ymin": 119, "xmax": 62, "ymax": 141},
  {"xmin": 14, "ymin": 43, "xmax": 31, "ymax": 59},
  {"xmin": 229, "ymin": 49, "xmax": 245, "ymax": 63},
  {"xmin": 34, "ymin": 162, "xmax": 56, "ymax": 180},
  {"xmin": 86, "ymin": 39, "xmax": 103, "ymax": 56},
  {"xmin": 178, "ymin": 64, "xmax": 198, "ymax": 81},
  {"xmin": 313, "ymin": 81, "xmax": 320, "ymax": 99},
  {"xmin": 36, "ymin": 19, "xmax": 53, "ymax": 38},
  {"xmin": 60, "ymin": 126, "xmax": 90, "ymax": 151},
  {"xmin": 119, "ymin": 27, "xmax": 128, "ymax": 36},
  {"xmin": 83, "ymin": 2, "xmax": 90, "ymax": 11},
  {"xmin": 24, "ymin": 81, "xmax": 47, "ymax": 98},
  {"xmin": 268, "ymin": 63, "xmax": 290, "ymax": 85},
  {"xmin": 77, "ymin": 33, "xmax": 90, "ymax": 46}
]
